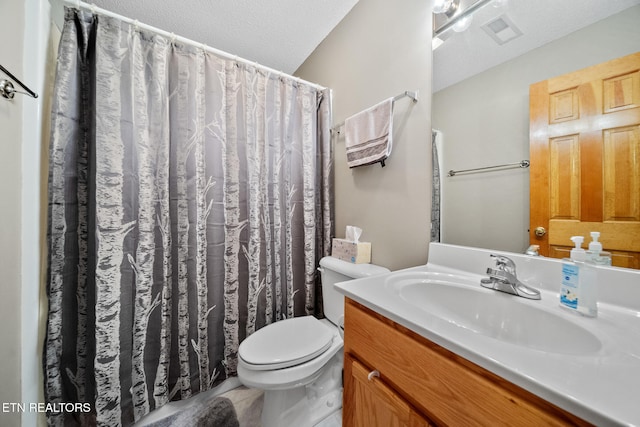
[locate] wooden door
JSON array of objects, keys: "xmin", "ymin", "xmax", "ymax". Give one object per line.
[
  {"xmin": 344, "ymin": 355, "xmax": 431, "ymax": 427},
  {"xmin": 530, "ymin": 52, "xmax": 640, "ymax": 269}
]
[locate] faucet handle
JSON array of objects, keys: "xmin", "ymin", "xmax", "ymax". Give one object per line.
[{"xmin": 489, "ymin": 254, "xmax": 517, "ymax": 275}]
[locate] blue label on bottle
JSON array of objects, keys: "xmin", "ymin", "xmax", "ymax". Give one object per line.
[
  {"xmin": 560, "ymin": 263, "xmax": 579, "ymax": 309},
  {"xmin": 560, "ymin": 291, "xmax": 578, "ymax": 309}
]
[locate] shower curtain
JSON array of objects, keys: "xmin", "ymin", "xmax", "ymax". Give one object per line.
[
  {"xmin": 44, "ymin": 8, "xmax": 333, "ymax": 427},
  {"xmin": 431, "ymin": 130, "xmax": 442, "ymax": 242}
]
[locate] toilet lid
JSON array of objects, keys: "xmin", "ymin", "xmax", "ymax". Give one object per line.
[{"xmin": 239, "ymin": 316, "xmax": 335, "ymax": 370}]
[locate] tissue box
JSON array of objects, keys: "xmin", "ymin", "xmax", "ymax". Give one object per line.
[{"xmin": 331, "ymin": 238, "xmax": 371, "ymax": 264}]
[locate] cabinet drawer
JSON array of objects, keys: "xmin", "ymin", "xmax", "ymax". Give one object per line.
[{"xmin": 344, "ymin": 299, "xmax": 590, "ymax": 426}]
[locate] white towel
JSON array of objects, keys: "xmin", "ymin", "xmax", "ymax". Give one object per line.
[{"xmin": 344, "ymin": 97, "xmax": 393, "ymax": 168}]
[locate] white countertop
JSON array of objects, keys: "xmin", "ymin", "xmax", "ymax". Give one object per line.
[{"xmin": 334, "ymin": 243, "xmax": 640, "ymax": 426}]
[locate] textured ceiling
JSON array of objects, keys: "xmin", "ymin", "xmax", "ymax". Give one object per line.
[
  {"xmin": 86, "ymin": 0, "xmax": 359, "ymax": 74},
  {"xmin": 433, "ymin": 0, "xmax": 640, "ymax": 92},
  {"xmin": 54, "ymin": 1, "xmax": 640, "ymax": 92}
]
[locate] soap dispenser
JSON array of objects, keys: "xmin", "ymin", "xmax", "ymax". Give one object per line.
[
  {"xmin": 560, "ymin": 236, "xmax": 586, "ymax": 311},
  {"xmin": 587, "ymin": 231, "xmax": 611, "ymax": 266},
  {"xmin": 560, "ymin": 236, "xmax": 597, "ymax": 317}
]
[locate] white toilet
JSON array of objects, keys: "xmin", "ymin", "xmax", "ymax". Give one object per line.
[{"xmin": 237, "ymin": 256, "xmax": 389, "ymax": 427}]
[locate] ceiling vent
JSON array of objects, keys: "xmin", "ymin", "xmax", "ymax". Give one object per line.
[{"xmin": 481, "ymin": 14, "xmax": 523, "ymax": 45}]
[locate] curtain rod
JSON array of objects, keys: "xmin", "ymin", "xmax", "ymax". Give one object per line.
[
  {"xmin": 448, "ymin": 160, "xmax": 530, "ymax": 177},
  {"xmin": 57, "ymin": 0, "xmax": 327, "ymax": 92},
  {"xmin": 0, "ymin": 64, "xmax": 39, "ymax": 99},
  {"xmin": 332, "ymin": 90, "xmax": 419, "ymax": 134}
]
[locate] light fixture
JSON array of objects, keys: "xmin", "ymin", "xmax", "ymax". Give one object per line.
[
  {"xmin": 432, "ymin": 0, "xmax": 459, "ymax": 17},
  {"xmin": 434, "ymin": 0, "xmax": 493, "ymax": 37}
]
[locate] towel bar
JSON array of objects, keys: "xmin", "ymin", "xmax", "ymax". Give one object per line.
[
  {"xmin": 448, "ymin": 160, "xmax": 530, "ymax": 177},
  {"xmin": 331, "ymin": 90, "xmax": 418, "ymax": 134}
]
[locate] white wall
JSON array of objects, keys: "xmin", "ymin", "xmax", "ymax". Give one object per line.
[
  {"xmin": 0, "ymin": 1, "xmax": 52, "ymax": 426},
  {"xmin": 23, "ymin": 2, "xmax": 56, "ymax": 427},
  {"xmin": 433, "ymin": 6, "xmax": 640, "ymax": 253},
  {"xmin": 296, "ymin": 0, "xmax": 433, "ymax": 271},
  {"xmin": 0, "ymin": 1, "xmax": 25, "ymax": 424}
]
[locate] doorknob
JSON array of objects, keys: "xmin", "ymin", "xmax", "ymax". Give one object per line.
[{"xmin": 534, "ymin": 227, "xmax": 546, "ymax": 237}]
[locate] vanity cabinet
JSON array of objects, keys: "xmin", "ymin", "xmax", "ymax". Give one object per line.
[
  {"xmin": 342, "ymin": 298, "xmax": 592, "ymax": 426},
  {"xmin": 347, "ymin": 355, "xmax": 431, "ymax": 427}
]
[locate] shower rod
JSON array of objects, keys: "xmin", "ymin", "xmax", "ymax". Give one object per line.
[
  {"xmin": 54, "ymin": 0, "xmax": 327, "ymax": 92},
  {"xmin": 0, "ymin": 64, "xmax": 38, "ymax": 99}
]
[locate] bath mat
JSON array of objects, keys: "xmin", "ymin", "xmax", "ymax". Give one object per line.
[
  {"xmin": 136, "ymin": 385, "xmax": 264, "ymax": 427},
  {"xmin": 218, "ymin": 386, "xmax": 264, "ymax": 427},
  {"xmin": 142, "ymin": 394, "xmax": 239, "ymax": 427}
]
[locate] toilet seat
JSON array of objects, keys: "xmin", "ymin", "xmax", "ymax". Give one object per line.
[{"xmin": 239, "ymin": 316, "xmax": 335, "ymax": 371}]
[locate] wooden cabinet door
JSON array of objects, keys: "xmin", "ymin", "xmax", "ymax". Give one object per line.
[
  {"xmin": 344, "ymin": 354, "xmax": 431, "ymax": 427},
  {"xmin": 530, "ymin": 52, "xmax": 640, "ymax": 268}
]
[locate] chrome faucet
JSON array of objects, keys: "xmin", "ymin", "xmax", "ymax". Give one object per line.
[{"xmin": 480, "ymin": 254, "xmax": 541, "ymax": 300}]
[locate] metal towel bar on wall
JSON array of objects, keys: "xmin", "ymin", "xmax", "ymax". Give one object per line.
[
  {"xmin": 0, "ymin": 64, "xmax": 39, "ymax": 99},
  {"xmin": 448, "ymin": 160, "xmax": 530, "ymax": 177},
  {"xmin": 331, "ymin": 90, "xmax": 419, "ymax": 134}
]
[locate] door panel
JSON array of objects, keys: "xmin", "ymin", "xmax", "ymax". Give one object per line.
[
  {"xmin": 603, "ymin": 126, "xmax": 640, "ymax": 221},
  {"xmin": 530, "ymin": 52, "xmax": 640, "ymax": 269},
  {"xmin": 348, "ymin": 356, "xmax": 431, "ymax": 427}
]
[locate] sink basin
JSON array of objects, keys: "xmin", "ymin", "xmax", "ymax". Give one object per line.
[{"xmin": 386, "ymin": 272, "xmax": 602, "ymax": 355}]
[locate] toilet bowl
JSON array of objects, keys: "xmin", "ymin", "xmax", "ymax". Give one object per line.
[{"xmin": 237, "ymin": 256, "xmax": 389, "ymax": 427}]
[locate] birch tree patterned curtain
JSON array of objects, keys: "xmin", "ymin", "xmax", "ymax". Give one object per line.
[
  {"xmin": 45, "ymin": 8, "xmax": 333, "ymax": 426},
  {"xmin": 431, "ymin": 130, "xmax": 441, "ymax": 242}
]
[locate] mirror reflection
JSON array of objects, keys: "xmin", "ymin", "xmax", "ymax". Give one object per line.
[{"xmin": 431, "ymin": 0, "xmax": 640, "ymax": 269}]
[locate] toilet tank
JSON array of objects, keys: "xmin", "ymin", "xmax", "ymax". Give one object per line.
[{"xmin": 319, "ymin": 256, "xmax": 390, "ymax": 325}]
